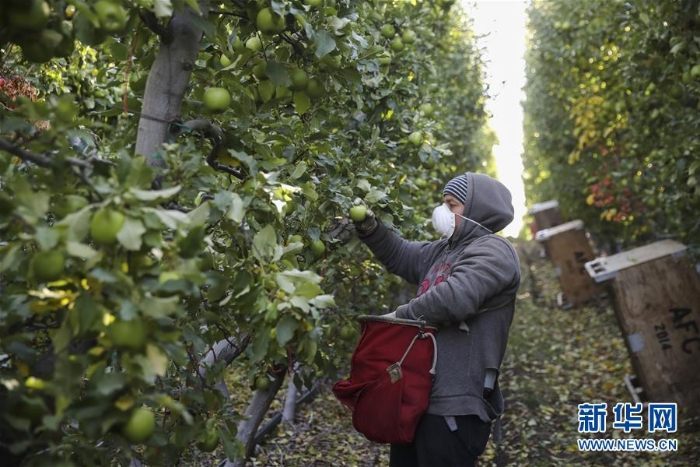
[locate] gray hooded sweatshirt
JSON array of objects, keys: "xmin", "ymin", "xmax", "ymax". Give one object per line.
[{"xmin": 360, "ymin": 172, "xmax": 521, "ymax": 423}]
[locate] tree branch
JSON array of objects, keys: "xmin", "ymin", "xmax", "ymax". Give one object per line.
[
  {"xmin": 139, "ymin": 11, "xmax": 171, "ymax": 42},
  {"xmin": 0, "ymin": 137, "xmax": 97, "ymax": 169},
  {"xmin": 178, "ymin": 118, "xmax": 245, "ymax": 179},
  {"xmin": 225, "ymin": 367, "xmax": 287, "ymax": 466}
]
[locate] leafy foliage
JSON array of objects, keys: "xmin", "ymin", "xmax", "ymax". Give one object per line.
[
  {"xmin": 179, "ymin": 242, "xmax": 700, "ymax": 466},
  {"xmin": 1, "ymin": 0, "xmax": 491, "ymax": 464},
  {"xmin": 523, "ymin": 0, "xmax": 700, "ymax": 255}
]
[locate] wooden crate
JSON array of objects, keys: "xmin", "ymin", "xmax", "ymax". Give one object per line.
[
  {"xmin": 536, "ymin": 220, "xmax": 604, "ymax": 306},
  {"xmin": 585, "ymin": 240, "xmax": 700, "ymax": 411},
  {"xmin": 529, "ymin": 200, "xmax": 564, "ymax": 230}
]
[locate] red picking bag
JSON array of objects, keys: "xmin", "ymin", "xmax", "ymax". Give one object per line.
[{"xmin": 332, "ymin": 315, "xmax": 437, "ymax": 445}]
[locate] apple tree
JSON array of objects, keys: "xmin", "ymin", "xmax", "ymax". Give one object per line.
[
  {"xmin": 523, "ymin": 0, "xmax": 700, "ymax": 255},
  {"xmin": 1, "ymin": 0, "xmax": 491, "ymax": 465}
]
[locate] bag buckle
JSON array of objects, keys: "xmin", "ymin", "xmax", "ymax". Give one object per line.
[
  {"xmin": 417, "ymin": 315, "xmax": 426, "ymax": 337},
  {"xmin": 386, "ymin": 362, "xmax": 403, "ymax": 383}
]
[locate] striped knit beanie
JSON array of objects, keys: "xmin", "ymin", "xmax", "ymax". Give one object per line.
[{"xmin": 443, "ymin": 174, "xmax": 469, "ymax": 205}]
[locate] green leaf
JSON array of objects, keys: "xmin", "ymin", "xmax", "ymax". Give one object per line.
[
  {"xmin": 252, "ymin": 225, "xmax": 277, "ymax": 262},
  {"xmin": 184, "ymin": 0, "xmax": 201, "ymax": 13},
  {"xmin": 0, "ymin": 244, "xmax": 21, "ymax": 273},
  {"xmin": 265, "ymin": 61, "xmax": 288, "ymax": 87},
  {"xmin": 187, "ymin": 200, "xmax": 211, "ymax": 226},
  {"xmin": 154, "ymin": 0, "xmax": 174, "ymax": 18},
  {"xmin": 106, "ymin": 41, "xmax": 129, "ymax": 61},
  {"xmin": 258, "ymin": 80, "xmax": 276, "ymax": 102},
  {"xmin": 293, "ymin": 92, "xmax": 311, "ymax": 115},
  {"xmin": 35, "ymin": 227, "xmax": 61, "ymax": 250},
  {"xmin": 276, "ymin": 273, "xmax": 296, "ymax": 294},
  {"xmin": 189, "ymin": 9, "xmax": 216, "ymax": 37},
  {"xmin": 15, "ymin": 181, "xmax": 49, "ymax": 218},
  {"xmin": 309, "ymin": 294, "xmax": 335, "ymax": 308},
  {"xmin": 56, "ymin": 206, "xmax": 92, "ymax": 242},
  {"xmin": 290, "ymin": 295, "xmax": 310, "ymax": 313},
  {"xmin": 226, "ymin": 193, "xmax": 247, "ymax": 223},
  {"xmin": 93, "ymin": 372, "xmax": 126, "ymax": 396},
  {"xmin": 146, "ymin": 344, "xmax": 169, "ymax": 377},
  {"xmin": 140, "ymin": 295, "xmax": 180, "ymax": 318},
  {"xmin": 355, "ymin": 179, "xmax": 372, "ymax": 192},
  {"xmin": 314, "ymin": 30, "xmax": 337, "ymax": 58},
  {"xmin": 116, "ymin": 217, "xmax": 146, "ymax": 251},
  {"xmin": 365, "ymin": 188, "xmax": 387, "ymax": 203},
  {"xmin": 142, "ymin": 208, "xmax": 191, "ymax": 229},
  {"xmin": 65, "ymin": 241, "xmax": 99, "ymax": 260},
  {"xmin": 276, "ymin": 315, "xmax": 298, "ymax": 346},
  {"xmin": 289, "ymin": 161, "xmax": 307, "ymax": 180},
  {"xmin": 251, "ymin": 330, "xmax": 270, "ymax": 363},
  {"xmin": 129, "ymin": 185, "xmax": 181, "ymax": 202},
  {"xmin": 295, "ymin": 281, "xmax": 323, "ymax": 298}
]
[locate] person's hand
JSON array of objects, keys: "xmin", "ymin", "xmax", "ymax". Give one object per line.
[
  {"xmin": 380, "ymin": 311, "xmax": 397, "ymax": 320},
  {"xmin": 351, "ymin": 198, "xmax": 378, "ymax": 236},
  {"xmin": 355, "ymin": 209, "xmax": 378, "ymax": 236}
]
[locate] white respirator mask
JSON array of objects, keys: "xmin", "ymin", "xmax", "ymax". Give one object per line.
[
  {"xmin": 432, "ymin": 203, "xmax": 493, "ymax": 239},
  {"xmin": 432, "ymin": 203, "xmax": 458, "ymax": 238}
]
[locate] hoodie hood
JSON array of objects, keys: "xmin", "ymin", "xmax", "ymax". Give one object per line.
[{"xmin": 452, "ymin": 172, "xmax": 514, "ymax": 241}]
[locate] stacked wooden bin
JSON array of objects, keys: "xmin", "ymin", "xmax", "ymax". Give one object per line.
[
  {"xmin": 585, "ymin": 240, "xmax": 700, "ymax": 414},
  {"xmin": 531, "ymin": 201, "xmax": 603, "ymax": 308},
  {"xmin": 529, "ymin": 200, "xmax": 564, "ymax": 231},
  {"xmin": 536, "ymin": 220, "xmax": 604, "ymax": 308}
]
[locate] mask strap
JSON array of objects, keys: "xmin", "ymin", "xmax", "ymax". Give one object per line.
[{"xmin": 456, "ymin": 214, "xmax": 493, "ymax": 234}]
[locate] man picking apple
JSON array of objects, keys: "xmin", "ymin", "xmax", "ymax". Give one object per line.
[{"xmin": 351, "ymin": 172, "xmax": 521, "ymax": 467}]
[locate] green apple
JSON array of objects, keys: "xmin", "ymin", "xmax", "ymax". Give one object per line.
[
  {"xmin": 110, "ymin": 319, "xmax": 147, "ymax": 350},
  {"xmin": 289, "ymin": 68, "xmax": 309, "ymax": 91},
  {"xmin": 94, "ymin": 1, "xmax": 129, "ymax": 33},
  {"xmin": 310, "ymin": 239, "xmax": 325, "ymax": 256},
  {"xmin": 245, "ymin": 35, "xmax": 263, "ymax": 52},
  {"xmin": 418, "ymin": 102, "xmax": 434, "ymax": 115},
  {"xmin": 402, "ymin": 30, "xmax": 417, "ymax": 44},
  {"xmin": 256, "ymin": 7, "xmax": 285, "ymax": 34},
  {"xmin": 8, "ymin": 0, "xmax": 50, "ymax": 31},
  {"xmin": 203, "ymin": 87, "xmax": 231, "ymax": 112},
  {"xmin": 252, "ymin": 60, "xmax": 267, "ymax": 79},
  {"xmin": 276, "ymin": 85, "xmax": 292, "ymax": 99},
  {"xmin": 380, "ymin": 24, "xmax": 396, "ymax": 39},
  {"xmin": 121, "ymin": 408, "xmax": 155, "ymax": 444},
  {"xmin": 349, "ymin": 205, "xmax": 367, "ymax": 222},
  {"xmin": 408, "ymin": 131, "xmax": 423, "ymax": 146},
  {"xmin": 31, "ymin": 251, "xmax": 65, "ymax": 282},
  {"xmin": 339, "ymin": 325, "xmax": 355, "ymax": 340},
  {"xmin": 90, "ymin": 208, "xmax": 125, "ymax": 245},
  {"xmin": 255, "ymin": 376, "xmax": 271, "ymax": 390},
  {"xmin": 378, "ymin": 51, "xmax": 392, "ymax": 66},
  {"xmin": 287, "ymin": 234, "xmax": 304, "ymax": 245},
  {"xmin": 390, "ymin": 37, "xmax": 404, "ymax": 52},
  {"xmin": 219, "ymin": 54, "xmax": 232, "ymax": 67},
  {"xmin": 691, "ymin": 64, "xmax": 700, "ymax": 78},
  {"xmin": 415, "ymin": 178, "xmax": 428, "ymax": 188},
  {"xmin": 197, "ymin": 430, "xmax": 220, "ymax": 452},
  {"xmin": 304, "ymin": 0, "xmax": 323, "ymax": 7},
  {"xmin": 306, "ymin": 78, "xmax": 325, "ymax": 98}
]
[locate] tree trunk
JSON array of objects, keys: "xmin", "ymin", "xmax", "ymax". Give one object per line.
[
  {"xmin": 198, "ymin": 335, "xmax": 249, "ymax": 401},
  {"xmin": 282, "ymin": 380, "xmax": 298, "ymax": 424},
  {"xmin": 223, "ymin": 369, "xmax": 287, "ymax": 467},
  {"xmin": 135, "ymin": 1, "xmax": 211, "ymax": 168}
]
